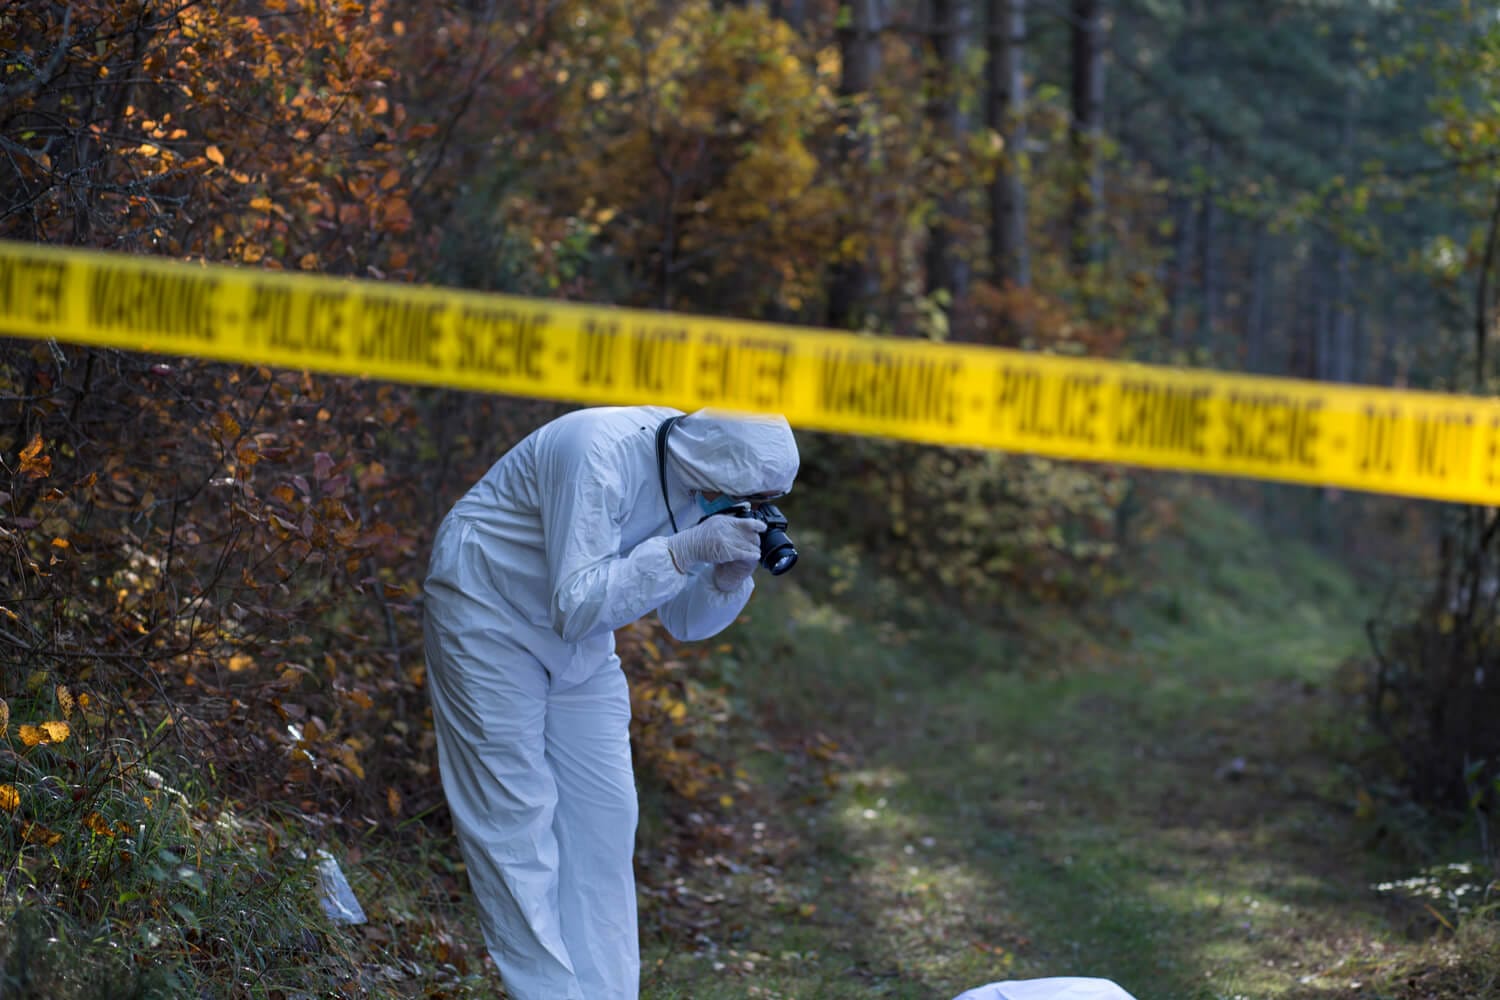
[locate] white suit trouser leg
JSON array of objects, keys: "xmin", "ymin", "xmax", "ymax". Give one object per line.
[{"xmin": 424, "ymin": 594, "xmax": 639, "ymax": 1000}]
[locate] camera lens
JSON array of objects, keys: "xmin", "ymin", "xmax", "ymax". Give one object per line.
[{"xmin": 761, "ymin": 528, "xmax": 797, "ymax": 575}]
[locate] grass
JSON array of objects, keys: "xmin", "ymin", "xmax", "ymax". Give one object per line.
[
  {"xmin": 639, "ymin": 491, "xmax": 1499, "ymax": 1000},
  {"xmin": 5, "ymin": 489, "xmax": 1496, "ymax": 998}
]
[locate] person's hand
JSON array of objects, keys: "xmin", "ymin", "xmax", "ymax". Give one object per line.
[
  {"xmin": 712, "ymin": 558, "xmax": 757, "ymax": 591},
  {"xmin": 668, "ymin": 515, "xmax": 763, "ymax": 571}
]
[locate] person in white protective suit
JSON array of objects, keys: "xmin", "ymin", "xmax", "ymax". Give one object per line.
[{"xmin": 421, "ymin": 405, "xmax": 799, "ymax": 1000}]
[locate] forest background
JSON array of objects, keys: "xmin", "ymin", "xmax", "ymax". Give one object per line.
[{"xmin": 2, "ymin": 0, "xmax": 1499, "ymax": 997}]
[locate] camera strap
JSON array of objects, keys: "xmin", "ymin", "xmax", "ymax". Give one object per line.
[{"xmin": 655, "ymin": 415, "xmax": 683, "ymax": 534}]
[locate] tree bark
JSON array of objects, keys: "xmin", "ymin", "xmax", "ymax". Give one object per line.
[
  {"xmin": 1167, "ymin": 177, "xmax": 1197, "ymax": 352},
  {"xmin": 771, "ymin": 0, "xmax": 807, "ymax": 28},
  {"xmin": 1199, "ymin": 142, "xmax": 1220, "ymax": 352},
  {"xmin": 925, "ymin": 0, "xmax": 974, "ymax": 310},
  {"xmin": 1068, "ymin": 0, "xmax": 1105, "ymax": 278},
  {"xmin": 828, "ymin": 0, "xmax": 885, "ymax": 329},
  {"xmin": 1246, "ymin": 224, "xmax": 1270, "ymax": 373},
  {"xmin": 987, "ymin": 0, "xmax": 1029, "ymax": 289}
]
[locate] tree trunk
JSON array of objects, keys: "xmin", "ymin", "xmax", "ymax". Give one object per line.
[
  {"xmin": 925, "ymin": 0, "xmax": 974, "ymax": 310},
  {"xmin": 1167, "ymin": 178, "xmax": 1197, "ymax": 352},
  {"xmin": 828, "ymin": 0, "xmax": 884, "ymax": 329},
  {"xmin": 771, "ymin": 0, "xmax": 807, "ymax": 28},
  {"xmin": 1246, "ymin": 224, "xmax": 1270, "ymax": 373},
  {"xmin": 987, "ymin": 0, "xmax": 1029, "ymax": 290},
  {"xmin": 1068, "ymin": 0, "xmax": 1105, "ymax": 278},
  {"xmin": 1314, "ymin": 246, "xmax": 1333, "ymax": 381},
  {"xmin": 1199, "ymin": 142, "xmax": 1220, "ymax": 354}
]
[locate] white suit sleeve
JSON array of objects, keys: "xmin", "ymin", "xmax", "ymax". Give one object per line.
[
  {"xmin": 657, "ymin": 571, "xmax": 753, "ymax": 641},
  {"xmin": 542, "ymin": 447, "xmax": 690, "ymax": 644}
]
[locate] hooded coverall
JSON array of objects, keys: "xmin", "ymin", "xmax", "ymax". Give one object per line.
[{"xmin": 422, "ymin": 405, "xmax": 799, "ymax": 1000}]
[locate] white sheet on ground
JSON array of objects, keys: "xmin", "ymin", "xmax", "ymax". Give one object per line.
[{"xmin": 952, "ymin": 978, "xmax": 1139, "ymax": 1000}]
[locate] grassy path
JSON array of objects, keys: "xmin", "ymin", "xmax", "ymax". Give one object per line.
[{"xmin": 641, "ymin": 498, "xmax": 1468, "ymax": 999}]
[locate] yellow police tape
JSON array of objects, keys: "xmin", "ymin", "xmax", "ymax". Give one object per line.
[{"xmin": 1, "ymin": 238, "xmax": 1497, "ymax": 506}]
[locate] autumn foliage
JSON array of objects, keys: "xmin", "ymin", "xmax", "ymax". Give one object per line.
[{"xmin": 0, "ymin": 0, "xmax": 1282, "ymax": 991}]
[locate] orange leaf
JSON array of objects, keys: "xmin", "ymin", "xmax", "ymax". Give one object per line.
[
  {"xmin": 19, "ymin": 434, "xmax": 50, "ymax": 479},
  {"xmin": 82, "ymin": 812, "xmax": 115, "ymax": 837},
  {"xmin": 378, "ymin": 168, "xmax": 400, "ymax": 191},
  {"xmin": 386, "ymin": 786, "xmax": 402, "ymax": 817},
  {"xmin": 20, "ymin": 821, "xmax": 62, "ymax": 846},
  {"xmin": 0, "ymin": 698, "xmax": 8, "ymax": 739},
  {"xmin": 0, "ymin": 785, "xmax": 18, "ymax": 812},
  {"xmin": 205, "ymin": 145, "xmax": 225, "ymax": 165},
  {"xmin": 382, "ymin": 197, "xmax": 412, "ymax": 232}
]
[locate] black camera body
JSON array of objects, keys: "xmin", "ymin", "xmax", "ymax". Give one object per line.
[{"xmin": 717, "ymin": 502, "xmax": 798, "ymax": 575}]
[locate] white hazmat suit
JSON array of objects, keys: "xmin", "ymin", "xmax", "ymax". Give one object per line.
[{"xmin": 422, "ymin": 405, "xmax": 799, "ymax": 1000}]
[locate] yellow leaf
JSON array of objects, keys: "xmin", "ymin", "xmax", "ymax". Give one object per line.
[
  {"xmin": 21, "ymin": 821, "xmax": 62, "ymax": 846},
  {"xmin": 718, "ymin": 794, "xmax": 734, "ymax": 808},
  {"xmin": 386, "ymin": 786, "xmax": 402, "ymax": 816},
  {"xmin": 0, "ymin": 785, "xmax": 18, "ymax": 811},
  {"xmin": 18, "ymin": 724, "xmax": 44, "ymax": 747},
  {"xmin": 668, "ymin": 700, "xmax": 687, "ymax": 723},
  {"xmin": 19, "ymin": 433, "xmax": 50, "ymax": 479},
  {"xmin": 41, "ymin": 720, "xmax": 69, "ymax": 743},
  {"xmin": 338, "ymin": 745, "xmax": 365, "ymax": 780},
  {"xmin": 0, "ymin": 698, "xmax": 8, "ymax": 739},
  {"xmin": 82, "ymin": 812, "xmax": 114, "ymax": 837},
  {"xmin": 55, "ymin": 686, "xmax": 73, "ymax": 718},
  {"xmin": 205, "ymin": 144, "xmax": 225, "ymax": 165},
  {"xmin": 249, "ymin": 196, "xmax": 273, "ymax": 212}
]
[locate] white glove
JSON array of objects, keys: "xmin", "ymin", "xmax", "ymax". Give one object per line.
[
  {"xmin": 712, "ymin": 558, "xmax": 757, "ymax": 591},
  {"xmin": 667, "ymin": 515, "xmax": 764, "ymax": 571}
]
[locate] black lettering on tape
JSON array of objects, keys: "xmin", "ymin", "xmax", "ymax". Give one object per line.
[
  {"xmin": 1220, "ymin": 391, "xmax": 1322, "ymax": 468},
  {"xmin": 1114, "ymin": 378, "xmax": 1210, "ymax": 456},
  {"xmin": 630, "ymin": 325, "xmax": 688, "ymax": 393},
  {"xmin": 1411, "ymin": 410, "xmax": 1475, "ymax": 481},
  {"xmin": 0, "ymin": 255, "xmax": 66, "ymax": 325},
  {"xmin": 818, "ymin": 346, "xmax": 961, "ymax": 426},
  {"xmin": 89, "ymin": 265, "xmax": 218, "ymax": 341},
  {"xmin": 696, "ymin": 333, "xmax": 791, "ymax": 409},
  {"xmin": 578, "ymin": 318, "xmax": 621, "ymax": 388},
  {"xmin": 1486, "ymin": 415, "xmax": 1500, "ymax": 488},
  {"xmin": 246, "ymin": 283, "xmax": 342, "ymax": 357},
  {"xmin": 1355, "ymin": 403, "xmax": 1401, "ymax": 476},
  {"xmin": 992, "ymin": 364, "xmax": 1101, "ymax": 444},
  {"xmin": 454, "ymin": 306, "xmax": 547, "ymax": 380},
  {"xmin": 356, "ymin": 293, "xmax": 443, "ymax": 370}
]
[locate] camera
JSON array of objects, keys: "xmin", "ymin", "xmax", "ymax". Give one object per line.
[{"xmin": 715, "ymin": 502, "xmax": 798, "ymax": 575}]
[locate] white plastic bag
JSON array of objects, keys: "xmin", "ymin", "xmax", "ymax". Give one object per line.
[
  {"xmin": 952, "ymin": 978, "xmax": 1139, "ymax": 1000},
  {"xmin": 314, "ymin": 850, "xmax": 367, "ymax": 926}
]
